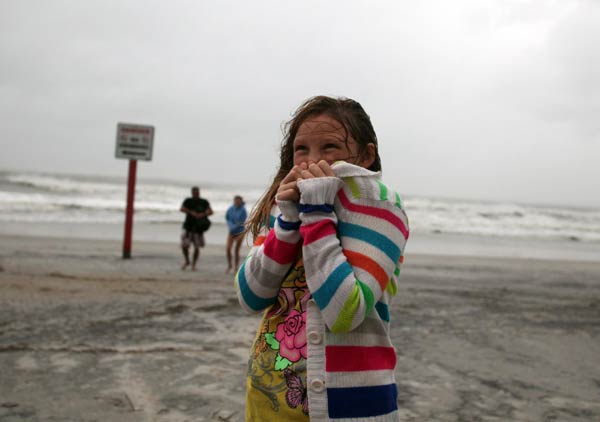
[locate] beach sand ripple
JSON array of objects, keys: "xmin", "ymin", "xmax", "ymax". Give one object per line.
[{"xmin": 1, "ymin": 235, "xmax": 599, "ymax": 421}]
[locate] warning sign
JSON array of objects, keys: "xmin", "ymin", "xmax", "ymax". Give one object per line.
[{"xmin": 115, "ymin": 123, "xmax": 155, "ymax": 161}]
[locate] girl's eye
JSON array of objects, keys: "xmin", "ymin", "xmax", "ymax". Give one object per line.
[
  {"xmin": 294, "ymin": 145, "xmax": 307, "ymax": 152},
  {"xmin": 323, "ymin": 143, "xmax": 338, "ymax": 150}
]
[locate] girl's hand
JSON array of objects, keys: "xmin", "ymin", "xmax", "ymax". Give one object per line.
[
  {"xmin": 276, "ymin": 163, "xmax": 306, "ymax": 202},
  {"xmin": 299, "ymin": 160, "xmax": 335, "ymax": 179}
]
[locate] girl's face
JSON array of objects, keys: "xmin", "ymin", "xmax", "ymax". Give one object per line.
[{"xmin": 293, "ymin": 114, "xmax": 374, "ymax": 168}]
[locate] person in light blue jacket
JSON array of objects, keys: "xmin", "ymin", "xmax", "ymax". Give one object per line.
[{"xmin": 225, "ymin": 195, "xmax": 247, "ymax": 273}]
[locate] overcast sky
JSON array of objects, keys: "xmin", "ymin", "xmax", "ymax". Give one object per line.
[{"xmin": 1, "ymin": 0, "xmax": 598, "ymax": 207}]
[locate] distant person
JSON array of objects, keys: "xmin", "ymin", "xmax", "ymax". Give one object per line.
[
  {"xmin": 225, "ymin": 195, "xmax": 247, "ymax": 273},
  {"xmin": 180, "ymin": 186, "xmax": 213, "ymax": 271}
]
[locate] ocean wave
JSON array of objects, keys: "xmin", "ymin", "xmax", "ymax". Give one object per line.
[
  {"xmin": 6, "ymin": 173, "xmax": 122, "ymax": 195},
  {"xmin": 2, "ymin": 172, "xmax": 600, "ymax": 241}
]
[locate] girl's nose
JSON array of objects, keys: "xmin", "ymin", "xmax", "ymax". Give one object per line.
[{"xmin": 308, "ymin": 151, "xmax": 322, "ymax": 164}]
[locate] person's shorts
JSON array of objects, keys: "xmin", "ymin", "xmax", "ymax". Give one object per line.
[
  {"xmin": 181, "ymin": 230, "xmax": 205, "ymax": 248},
  {"xmin": 229, "ymin": 231, "xmax": 244, "ymax": 239}
]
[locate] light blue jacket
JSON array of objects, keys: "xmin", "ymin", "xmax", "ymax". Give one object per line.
[{"xmin": 225, "ymin": 204, "xmax": 247, "ymax": 236}]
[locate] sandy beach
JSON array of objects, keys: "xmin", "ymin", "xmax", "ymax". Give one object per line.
[{"xmin": 1, "ymin": 234, "xmax": 600, "ymax": 421}]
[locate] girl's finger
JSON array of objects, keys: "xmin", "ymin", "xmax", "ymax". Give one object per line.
[
  {"xmin": 278, "ymin": 181, "xmax": 298, "ymax": 193},
  {"xmin": 317, "ymin": 160, "xmax": 335, "ymax": 177},
  {"xmin": 308, "ymin": 162, "xmax": 326, "ymax": 178},
  {"xmin": 281, "ymin": 165, "xmax": 305, "ymax": 184},
  {"xmin": 301, "ymin": 169, "xmax": 315, "ymax": 179},
  {"xmin": 281, "ymin": 173, "xmax": 294, "ymax": 184},
  {"xmin": 276, "ymin": 188, "xmax": 299, "ymax": 202},
  {"xmin": 291, "ymin": 165, "xmax": 304, "ymax": 180},
  {"xmin": 281, "ymin": 169, "xmax": 298, "ymax": 184}
]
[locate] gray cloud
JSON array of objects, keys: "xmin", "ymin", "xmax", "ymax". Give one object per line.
[{"xmin": 0, "ymin": 0, "xmax": 598, "ymax": 207}]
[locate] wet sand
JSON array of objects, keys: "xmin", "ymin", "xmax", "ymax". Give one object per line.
[{"xmin": 1, "ymin": 234, "xmax": 599, "ymax": 421}]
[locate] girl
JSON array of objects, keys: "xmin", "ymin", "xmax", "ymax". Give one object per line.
[
  {"xmin": 235, "ymin": 96, "xmax": 409, "ymax": 421},
  {"xmin": 225, "ymin": 195, "xmax": 247, "ymax": 273}
]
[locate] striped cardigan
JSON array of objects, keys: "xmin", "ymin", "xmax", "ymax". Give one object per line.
[{"xmin": 236, "ymin": 162, "xmax": 409, "ymax": 421}]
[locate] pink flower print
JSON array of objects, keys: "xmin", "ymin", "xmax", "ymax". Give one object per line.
[{"xmin": 275, "ymin": 310, "xmax": 307, "ymax": 363}]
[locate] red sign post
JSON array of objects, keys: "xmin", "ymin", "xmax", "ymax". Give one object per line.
[
  {"xmin": 115, "ymin": 123, "xmax": 155, "ymax": 259},
  {"xmin": 122, "ymin": 159, "xmax": 137, "ymax": 258}
]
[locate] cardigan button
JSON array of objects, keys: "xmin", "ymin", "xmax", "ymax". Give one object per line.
[
  {"xmin": 310, "ymin": 378, "xmax": 325, "ymax": 393},
  {"xmin": 308, "ymin": 331, "xmax": 322, "ymax": 344}
]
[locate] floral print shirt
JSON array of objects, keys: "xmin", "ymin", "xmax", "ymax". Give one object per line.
[{"xmin": 245, "ymin": 256, "xmax": 310, "ymax": 420}]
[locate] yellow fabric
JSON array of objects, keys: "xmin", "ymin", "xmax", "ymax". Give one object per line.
[{"xmin": 245, "ymin": 258, "xmax": 310, "ymax": 421}]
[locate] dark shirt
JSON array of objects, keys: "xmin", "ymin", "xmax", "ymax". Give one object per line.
[{"xmin": 182, "ymin": 197, "xmax": 211, "ymax": 233}]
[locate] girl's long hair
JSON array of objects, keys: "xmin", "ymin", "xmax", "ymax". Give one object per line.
[{"xmin": 246, "ymin": 95, "xmax": 382, "ymax": 240}]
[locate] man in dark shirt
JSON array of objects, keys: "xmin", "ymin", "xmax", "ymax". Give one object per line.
[{"xmin": 180, "ymin": 186, "xmax": 213, "ymax": 271}]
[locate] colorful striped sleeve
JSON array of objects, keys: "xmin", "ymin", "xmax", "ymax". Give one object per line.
[
  {"xmin": 234, "ymin": 203, "xmax": 302, "ymax": 314},
  {"xmin": 297, "ymin": 176, "xmax": 409, "ymax": 333}
]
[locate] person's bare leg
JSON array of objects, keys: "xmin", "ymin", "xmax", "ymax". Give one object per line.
[
  {"xmin": 234, "ymin": 235, "xmax": 243, "ymax": 272},
  {"xmin": 191, "ymin": 247, "xmax": 200, "ymax": 271},
  {"xmin": 181, "ymin": 246, "xmax": 190, "ymax": 270},
  {"xmin": 226, "ymin": 234, "xmax": 234, "ymax": 273}
]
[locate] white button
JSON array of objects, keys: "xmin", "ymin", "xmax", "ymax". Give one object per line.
[
  {"xmin": 310, "ymin": 378, "xmax": 325, "ymax": 393},
  {"xmin": 308, "ymin": 331, "xmax": 322, "ymax": 345}
]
